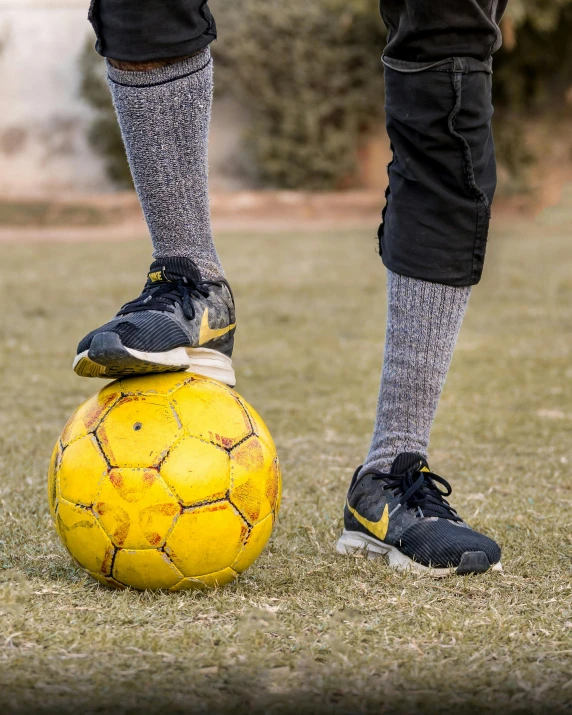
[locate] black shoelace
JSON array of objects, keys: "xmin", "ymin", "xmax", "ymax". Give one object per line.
[
  {"xmin": 117, "ymin": 277, "xmax": 211, "ymax": 321},
  {"xmin": 364, "ymin": 461, "xmax": 461, "ymax": 521}
]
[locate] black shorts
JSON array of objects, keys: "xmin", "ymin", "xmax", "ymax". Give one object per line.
[{"xmin": 88, "ymin": 0, "xmax": 217, "ymax": 61}]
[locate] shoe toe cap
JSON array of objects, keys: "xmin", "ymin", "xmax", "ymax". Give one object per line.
[
  {"xmin": 398, "ymin": 519, "xmax": 501, "ymax": 569},
  {"xmin": 77, "ymin": 313, "xmax": 188, "ymax": 354}
]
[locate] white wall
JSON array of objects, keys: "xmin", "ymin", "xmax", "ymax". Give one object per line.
[
  {"xmin": 0, "ymin": 0, "xmax": 110, "ymax": 194},
  {"xmin": 0, "ymin": 0, "xmax": 246, "ymax": 196}
]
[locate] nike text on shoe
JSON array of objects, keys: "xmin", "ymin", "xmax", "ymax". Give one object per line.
[
  {"xmin": 336, "ymin": 453, "xmax": 502, "ymax": 577},
  {"xmin": 73, "ymin": 257, "xmax": 236, "ymax": 386}
]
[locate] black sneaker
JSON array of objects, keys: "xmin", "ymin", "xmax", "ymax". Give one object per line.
[
  {"xmin": 73, "ymin": 257, "xmax": 236, "ymax": 386},
  {"xmin": 337, "ymin": 453, "xmax": 502, "ymax": 576}
]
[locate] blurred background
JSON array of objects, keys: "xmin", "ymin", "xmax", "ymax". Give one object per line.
[{"xmin": 0, "ymin": 0, "xmax": 571, "ymax": 226}]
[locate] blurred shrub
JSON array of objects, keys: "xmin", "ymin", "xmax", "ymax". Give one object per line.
[
  {"xmin": 491, "ymin": 2, "xmax": 572, "ymax": 190},
  {"xmin": 494, "ymin": 4, "xmax": 572, "ymax": 111},
  {"xmin": 213, "ymin": 0, "xmax": 572, "ymax": 190},
  {"xmin": 211, "ymin": 0, "xmax": 385, "ymax": 189},
  {"xmin": 79, "ymin": 40, "xmax": 132, "ymax": 188}
]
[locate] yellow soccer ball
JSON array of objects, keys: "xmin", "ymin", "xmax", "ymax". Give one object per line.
[{"xmin": 48, "ymin": 373, "xmax": 281, "ymax": 590}]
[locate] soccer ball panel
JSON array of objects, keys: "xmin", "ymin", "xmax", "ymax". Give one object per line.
[
  {"xmin": 118, "ymin": 373, "xmax": 193, "ymax": 396},
  {"xmin": 169, "ymin": 576, "xmax": 206, "ymax": 591},
  {"xmin": 94, "ymin": 468, "xmax": 181, "ymax": 549},
  {"xmin": 172, "ymin": 380, "xmax": 252, "ymax": 450},
  {"xmin": 230, "ymin": 436, "xmax": 280, "ymax": 525},
  {"xmin": 160, "ymin": 436, "xmax": 230, "ymax": 507},
  {"xmin": 240, "ymin": 400, "xmax": 277, "ymax": 453},
  {"xmin": 96, "ymin": 396, "xmax": 182, "ymax": 468},
  {"xmin": 274, "ymin": 459, "xmax": 283, "ymax": 514},
  {"xmin": 166, "ymin": 502, "xmax": 247, "ymax": 577},
  {"xmin": 170, "ymin": 567, "xmax": 238, "ymax": 591},
  {"xmin": 89, "ymin": 572, "xmax": 125, "ymax": 589},
  {"xmin": 60, "ymin": 383, "xmax": 122, "ymax": 447},
  {"xmin": 58, "ymin": 435, "xmax": 108, "ymax": 507},
  {"xmin": 112, "ymin": 549, "xmax": 183, "ymax": 590},
  {"xmin": 232, "ymin": 514, "xmax": 274, "ymax": 574},
  {"xmin": 56, "ymin": 499, "xmax": 115, "ymax": 577},
  {"xmin": 47, "ymin": 441, "xmax": 62, "ymax": 518},
  {"xmin": 194, "ymin": 567, "xmax": 237, "ymax": 589}
]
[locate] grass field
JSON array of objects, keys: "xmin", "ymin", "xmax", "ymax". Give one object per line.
[{"xmin": 1, "ymin": 198, "xmax": 571, "ymax": 714}]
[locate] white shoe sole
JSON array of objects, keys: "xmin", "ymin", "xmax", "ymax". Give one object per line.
[
  {"xmin": 336, "ymin": 530, "xmax": 502, "ymax": 577},
  {"xmin": 73, "ymin": 332, "xmax": 236, "ymax": 387}
]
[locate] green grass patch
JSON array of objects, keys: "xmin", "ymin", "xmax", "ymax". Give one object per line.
[{"xmin": 0, "ymin": 208, "xmax": 571, "ymax": 713}]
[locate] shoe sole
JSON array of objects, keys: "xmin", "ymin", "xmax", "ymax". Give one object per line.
[
  {"xmin": 73, "ymin": 331, "xmax": 236, "ymax": 387},
  {"xmin": 336, "ymin": 530, "xmax": 502, "ymax": 577}
]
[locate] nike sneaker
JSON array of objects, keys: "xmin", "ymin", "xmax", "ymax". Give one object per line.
[
  {"xmin": 337, "ymin": 453, "xmax": 502, "ymax": 576},
  {"xmin": 73, "ymin": 257, "xmax": 236, "ymax": 386}
]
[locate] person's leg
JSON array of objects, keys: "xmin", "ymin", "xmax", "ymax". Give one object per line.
[
  {"xmin": 362, "ymin": 272, "xmax": 470, "ymax": 473},
  {"xmin": 365, "ymin": 0, "xmax": 508, "ymax": 471},
  {"xmin": 338, "ymin": 1, "xmax": 505, "ymax": 575},
  {"xmin": 74, "ymin": 1, "xmax": 235, "ymax": 385},
  {"xmin": 89, "ymin": 0, "xmax": 222, "ymax": 279},
  {"xmin": 106, "ymin": 52, "xmax": 223, "ymax": 279}
]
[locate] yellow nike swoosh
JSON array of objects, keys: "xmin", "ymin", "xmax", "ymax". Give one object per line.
[
  {"xmin": 346, "ymin": 501, "xmax": 389, "ymax": 541},
  {"xmin": 199, "ymin": 307, "xmax": 236, "ymax": 346}
]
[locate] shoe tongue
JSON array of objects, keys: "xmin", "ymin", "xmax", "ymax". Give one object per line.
[
  {"xmin": 390, "ymin": 452, "xmax": 429, "ymax": 475},
  {"xmin": 148, "ymin": 257, "xmax": 202, "ymax": 285}
]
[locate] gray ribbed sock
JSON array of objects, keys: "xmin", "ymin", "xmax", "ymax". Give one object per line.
[
  {"xmin": 107, "ymin": 48, "xmax": 224, "ymax": 281},
  {"xmin": 362, "ymin": 270, "xmax": 471, "ymax": 474}
]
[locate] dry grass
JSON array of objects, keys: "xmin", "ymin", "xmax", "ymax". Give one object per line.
[
  {"xmin": 0, "ymin": 200, "xmax": 123, "ymax": 228},
  {"xmin": 0, "ymin": 196, "xmax": 571, "ymax": 713}
]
